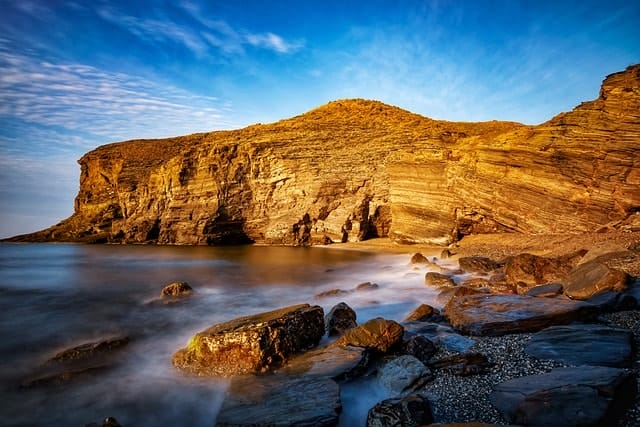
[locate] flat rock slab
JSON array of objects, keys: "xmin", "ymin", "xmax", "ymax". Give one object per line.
[
  {"xmin": 282, "ymin": 344, "xmax": 369, "ymax": 381},
  {"xmin": 563, "ymin": 260, "xmax": 630, "ymax": 300},
  {"xmin": 215, "ymin": 375, "xmax": 341, "ymax": 427},
  {"xmin": 444, "ymin": 294, "xmax": 597, "ymax": 336},
  {"xmin": 525, "ymin": 324, "xmax": 634, "ymax": 368},
  {"xmin": 490, "ymin": 366, "xmax": 637, "ymax": 427},
  {"xmin": 173, "ymin": 304, "xmax": 324, "ymax": 376}
]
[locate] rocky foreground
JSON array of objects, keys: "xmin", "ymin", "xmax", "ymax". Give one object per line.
[{"xmin": 6, "ymin": 64, "xmax": 639, "ymax": 246}]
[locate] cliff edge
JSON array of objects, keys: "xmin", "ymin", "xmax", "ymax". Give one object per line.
[{"xmin": 8, "ymin": 64, "xmax": 640, "ymax": 245}]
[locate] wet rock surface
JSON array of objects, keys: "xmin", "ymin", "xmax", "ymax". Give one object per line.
[
  {"xmin": 524, "ymin": 323, "xmax": 634, "ymax": 368},
  {"xmin": 160, "ymin": 281, "xmax": 193, "ymax": 297},
  {"xmin": 366, "ymin": 393, "xmax": 433, "ymax": 427},
  {"xmin": 377, "ymin": 355, "xmax": 432, "ymax": 396},
  {"xmin": 444, "ymin": 294, "xmax": 597, "ymax": 336},
  {"xmin": 172, "ymin": 304, "xmax": 324, "ymax": 376},
  {"xmin": 425, "ymin": 272, "xmax": 456, "ymax": 287},
  {"xmin": 325, "ymin": 302, "xmax": 357, "ymax": 337},
  {"xmin": 489, "ymin": 366, "xmax": 637, "ymax": 427},
  {"xmin": 216, "ymin": 375, "xmax": 342, "ymax": 427},
  {"xmin": 335, "ymin": 317, "xmax": 404, "ymax": 353}
]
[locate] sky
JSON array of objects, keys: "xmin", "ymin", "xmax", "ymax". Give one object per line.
[{"xmin": 0, "ymin": 0, "xmax": 639, "ymax": 238}]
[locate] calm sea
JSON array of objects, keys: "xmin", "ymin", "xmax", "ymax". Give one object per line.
[{"xmin": 0, "ymin": 243, "xmax": 448, "ymax": 426}]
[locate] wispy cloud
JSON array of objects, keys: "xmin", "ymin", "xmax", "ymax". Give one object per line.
[{"xmin": 97, "ymin": 4, "xmax": 303, "ymax": 57}]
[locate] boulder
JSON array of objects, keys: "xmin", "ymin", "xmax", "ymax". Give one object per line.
[
  {"xmin": 425, "ymin": 272, "xmax": 456, "ymax": 287},
  {"xmin": 524, "ymin": 283, "xmax": 563, "ymax": 298},
  {"xmin": 404, "ymin": 304, "xmax": 441, "ymax": 322},
  {"xmin": 401, "ymin": 335, "xmax": 437, "ymax": 363},
  {"xmin": 366, "ymin": 393, "xmax": 433, "ymax": 427},
  {"xmin": 325, "ymin": 302, "xmax": 357, "ymax": 336},
  {"xmin": 160, "ymin": 281, "xmax": 193, "ymax": 297},
  {"xmin": 563, "ymin": 260, "xmax": 630, "ymax": 300},
  {"xmin": 410, "ymin": 253, "xmax": 430, "ymax": 264},
  {"xmin": 503, "ymin": 253, "xmax": 572, "ymax": 290},
  {"xmin": 444, "ymin": 294, "xmax": 597, "ymax": 336},
  {"xmin": 355, "ymin": 281, "xmax": 380, "ymax": 291},
  {"xmin": 377, "ymin": 355, "xmax": 432, "ymax": 396},
  {"xmin": 428, "ymin": 352, "xmax": 493, "ymax": 376},
  {"xmin": 172, "ymin": 304, "xmax": 324, "ymax": 376},
  {"xmin": 458, "ymin": 256, "xmax": 500, "ymax": 273},
  {"xmin": 490, "ymin": 366, "xmax": 637, "ymax": 427},
  {"xmin": 216, "ymin": 375, "xmax": 341, "ymax": 427},
  {"xmin": 335, "ymin": 318, "xmax": 404, "ymax": 353},
  {"xmin": 524, "ymin": 324, "xmax": 634, "ymax": 368}
]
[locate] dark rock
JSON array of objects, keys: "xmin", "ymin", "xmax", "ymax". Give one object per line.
[
  {"xmin": 22, "ymin": 365, "xmax": 112, "ymax": 388},
  {"xmin": 504, "ymin": 253, "xmax": 572, "ymax": 290},
  {"xmin": 172, "ymin": 304, "xmax": 324, "ymax": 376},
  {"xmin": 355, "ymin": 281, "xmax": 380, "ymax": 291},
  {"xmin": 46, "ymin": 336, "xmax": 129, "ymax": 365},
  {"xmin": 490, "ymin": 366, "xmax": 637, "ymax": 427},
  {"xmin": 403, "ymin": 322, "xmax": 476, "ymax": 353},
  {"xmin": 160, "ymin": 281, "xmax": 192, "ymax": 297},
  {"xmin": 283, "ymin": 345, "xmax": 370, "ymax": 381},
  {"xmin": 401, "ymin": 335, "xmax": 437, "ymax": 363},
  {"xmin": 458, "ymin": 256, "xmax": 500, "ymax": 273},
  {"xmin": 425, "ymin": 272, "xmax": 456, "ymax": 287},
  {"xmin": 404, "ymin": 304, "xmax": 441, "ymax": 322},
  {"xmin": 563, "ymin": 260, "xmax": 630, "ymax": 300},
  {"xmin": 444, "ymin": 294, "xmax": 597, "ymax": 336},
  {"xmin": 85, "ymin": 417, "xmax": 123, "ymax": 427},
  {"xmin": 428, "ymin": 352, "xmax": 493, "ymax": 376},
  {"xmin": 377, "ymin": 355, "xmax": 432, "ymax": 396},
  {"xmin": 525, "ymin": 324, "xmax": 634, "ymax": 368},
  {"xmin": 314, "ymin": 288, "xmax": 350, "ymax": 299},
  {"xmin": 366, "ymin": 393, "xmax": 433, "ymax": 427},
  {"xmin": 216, "ymin": 375, "xmax": 341, "ymax": 427},
  {"xmin": 335, "ymin": 317, "xmax": 404, "ymax": 353},
  {"xmin": 524, "ymin": 283, "xmax": 563, "ymax": 298},
  {"xmin": 587, "ymin": 290, "xmax": 638, "ymax": 312},
  {"xmin": 325, "ymin": 302, "xmax": 357, "ymax": 336}
]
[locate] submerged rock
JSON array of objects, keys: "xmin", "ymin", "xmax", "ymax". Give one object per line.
[
  {"xmin": 160, "ymin": 281, "xmax": 193, "ymax": 297},
  {"xmin": 216, "ymin": 375, "xmax": 341, "ymax": 427},
  {"xmin": 425, "ymin": 272, "xmax": 456, "ymax": 287},
  {"xmin": 525, "ymin": 324, "xmax": 634, "ymax": 368},
  {"xmin": 490, "ymin": 366, "xmax": 637, "ymax": 426},
  {"xmin": 366, "ymin": 393, "xmax": 433, "ymax": 427},
  {"xmin": 172, "ymin": 304, "xmax": 324, "ymax": 376},
  {"xmin": 46, "ymin": 336, "xmax": 129, "ymax": 365},
  {"xmin": 444, "ymin": 294, "xmax": 597, "ymax": 336},
  {"xmin": 335, "ymin": 318, "xmax": 404, "ymax": 353}
]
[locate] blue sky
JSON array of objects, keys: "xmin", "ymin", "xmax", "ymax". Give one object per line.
[{"xmin": 1, "ymin": 0, "xmax": 638, "ymax": 238}]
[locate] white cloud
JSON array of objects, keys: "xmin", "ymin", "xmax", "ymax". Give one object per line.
[{"xmin": 245, "ymin": 32, "xmax": 301, "ymax": 54}]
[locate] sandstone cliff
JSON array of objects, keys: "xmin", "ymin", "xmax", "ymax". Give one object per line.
[{"xmin": 10, "ymin": 64, "xmax": 640, "ymax": 245}]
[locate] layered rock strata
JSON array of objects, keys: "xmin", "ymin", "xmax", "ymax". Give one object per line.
[{"xmin": 11, "ymin": 64, "xmax": 640, "ymax": 245}]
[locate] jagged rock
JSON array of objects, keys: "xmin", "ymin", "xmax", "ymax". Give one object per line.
[
  {"xmin": 490, "ymin": 366, "xmax": 637, "ymax": 427},
  {"xmin": 563, "ymin": 260, "xmax": 630, "ymax": 300},
  {"xmin": 425, "ymin": 272, "xmax": 456, "ymax": 287},
  {"xmin": 216, "ymin": 375, "xmax": 341, "ymax": 427},
  {"xmin": 325, "ymin": 302, "xmax": 357, "ymax": 336},
  {"xmin": 335, "ymin": 318, "xmax": 404, "ymax": 353},
  {"xmin": 401, "ymin": 335, "xmax": 437, "ymax": 363},
  {"xmin": 458, "ymin": 256, "xmax": 500, "ymax": 274},
  {"xmin": 503, "ymin": 253, "xmax": 572, "ymax": 290},
  {"xmin": 404, "ymin": 304, "xmax": 441, "ymax": 322},
  {"xmin": 428, "ymin": 352, "xmax": 493, "ymax": 376},
  {"xmin": 377, "ymin": 355, "xmax": 432, "ymax": 396},
  {"xmin": 444, "ymin": 294, "xmax": 597, "ymax": 336},
  {"xmin": 13, "ymin": 65, "xmax": 640, "ymax": 247},
  {"xmin": 172, "ymin": 304, "xmax": 324, "ymax": 376},
  {"xmin": 524, "ymin": 283, "xmax": 563, "ymax": 298},
  {"xmin": 524, "ymin": 324, "xmax": 634, "ymax": 368},
  {"xmin": 366, "ymin": 393, "xmax": 433, "ymax": 427},
  {"xmin": 160, "ymin": 281, "xmax": 192, "ymax": 297}
]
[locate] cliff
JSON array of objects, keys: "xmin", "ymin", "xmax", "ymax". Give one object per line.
[{"xmin": 10, "ymin": 64, "xmax": 640, "ymax": 245}]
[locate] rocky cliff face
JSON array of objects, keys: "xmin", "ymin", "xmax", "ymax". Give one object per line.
[{"xmin": 13, "ymin": 64, "xmax": 640, "ymax": 245}]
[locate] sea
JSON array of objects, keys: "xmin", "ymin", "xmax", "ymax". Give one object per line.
[{"xmin": 0, "ymin": 242, "xmax": 455, "ymax": 426}]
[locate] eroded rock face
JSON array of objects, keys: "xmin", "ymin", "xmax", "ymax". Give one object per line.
[
  {"xmin": 172, "ymin": 304, "xmax": 324, "ymax": 376},
  {"xmin": 13, "ymin": 65, "xmax": 640, "ymax": 246},
  {"xmin": 443, "ymin": 294, "xmax": 597, "ymax": 336}
]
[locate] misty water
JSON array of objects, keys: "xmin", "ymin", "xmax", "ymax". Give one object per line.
[{"xmin": 0, "ymin": 243, "xmax": 457, "ymax": 426}]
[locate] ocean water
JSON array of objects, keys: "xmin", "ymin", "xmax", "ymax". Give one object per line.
[{"xmin": 0, "ymin": 243, "xmax": 454, "ymax": 426}]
